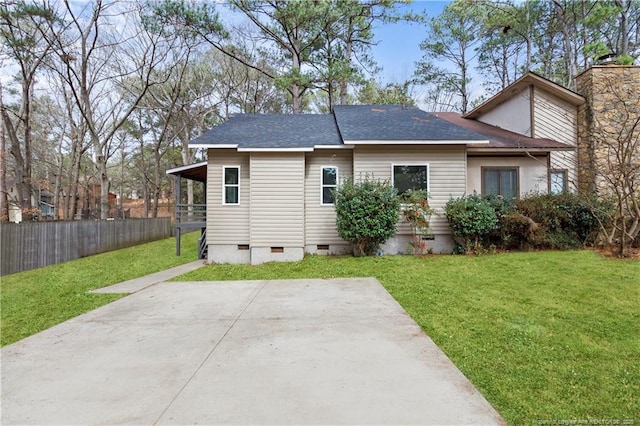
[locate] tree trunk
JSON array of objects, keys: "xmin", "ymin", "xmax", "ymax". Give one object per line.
[
  {"xmin": 21, "ymin": 78, "xmax": 34, "ymax": 219},
  {"xmin": 98, "ymin": 155, "xmax": 110, "ymax": 220},
  {"xmin": 53, "ymin": 154, "xmax": 63, "ymax": 220},
  {"xmin": 152, "ymin": 149, "xmax": 160, "ymax": 218},
  {"xmin": 0, "ymin": 98, "xmax": 8, "ymax": 222},
  {"xmin": 617, "ymin": 0, "xmax": 629, "ymax": 55},
  {"xmin": 291, "ymin": 46, "xmax": 302, "ymax": 114},
  {"xmin": 553, "ymin": 1, "xmax": 577, "ymax": 88},
  {"xmin": 339, "ymin": 33, "xmax": 353, "ymax": 105},
  {"xmin": 67, "ymin": 143, "xmax": 83, "ymax": 220},
  {"xmin": 460, "ymin": 59, "xmax": 468, "ymax": 114}
]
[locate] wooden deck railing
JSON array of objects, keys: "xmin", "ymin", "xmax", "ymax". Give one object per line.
[
  {"xmin": 175, "ymin": 203, "xmax": 206, "ymax": 226},
  {"xmin": 174, "ymin": 203, "xmax": 206, "ymax": 258}
]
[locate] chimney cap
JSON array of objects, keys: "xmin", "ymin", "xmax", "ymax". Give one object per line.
[{"xmin": 595, "ymin": 53, "xmax": 618, "ymax": 65}]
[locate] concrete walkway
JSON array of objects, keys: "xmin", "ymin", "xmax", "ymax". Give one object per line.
[
  {"xmin": 90, "ymin": 260, "xmax": 205, "ymax": 294},
  {"xmin": 2, "ymin": 277, "xmax": 504, "ymax": 425}
]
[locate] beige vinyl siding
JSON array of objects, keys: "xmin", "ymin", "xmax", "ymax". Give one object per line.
[
  {"xmin": 477, "ymin": 87, "xmax": 532, "ymax": 136},
  {"xmin": 550, "ymin": 150, "xmax": 578, "ymax": 191},
  {"xmin": 467, "ymin": 156, "xmax": 549, "ymax": 196},
  {"xmin": 533, "ymin": 88, "xmax": 577, "ymax": 146},
  {"xmin": 353, "ymin": 145, "xmax": 466, "ymax": 235},
  {"xmin": 250, "ymin": 153, "xmax": 305, "ymax": 247},
  {"xmin": 305, "ymin": 150, "xmax": 353, "ymax": 244},
  {"xmin": 207, "ymin": 149, "xmax": 250, "ymax": 244}
]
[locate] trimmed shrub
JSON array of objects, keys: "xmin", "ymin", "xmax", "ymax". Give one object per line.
[
  {"xmin": 334, "ymin": 176, "xmax": 401, "ymax": 256},
  {"xmin": 444, "ymin": 194, "xmax": 499, "ymax": 254}
]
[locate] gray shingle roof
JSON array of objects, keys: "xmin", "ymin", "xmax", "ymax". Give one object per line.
[
  {"xmin": 190, "ymin": 114, "xmax": 342, "ymax": 148},
  {"xmin": 333, "ymin": 104, "xmax": 489, "ymax": 141},
  {"xmin": 436, "ymin": 112, "xmax": 573, "ymax": 150},
  {"xmin": 189, "ymin": 105, "xmax": 511, "ymax": 150}
]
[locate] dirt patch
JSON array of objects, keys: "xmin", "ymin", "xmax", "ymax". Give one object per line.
[{"xmin": 594, "ymin": 246, "xmax": 640, "ymax": 259}]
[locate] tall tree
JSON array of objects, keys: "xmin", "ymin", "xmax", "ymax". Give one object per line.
[
  {"xmin": 47, "ymin": 0, "xmax": 173, "ymax": 219},
  {"xmin": 0, "ymin": 0, "xmax": 58, "ymax": 219},
  {"xmin": 231, "ymin": 0, "xmax": 335, "ymax": 113},
  {"xmin": 356, "ymin": 78, "xmax": 416, "ymax": 106},
  {"xmin": 415, "ymin": 0, "xmax": 485, "ymax": 113},
  {"xmin": 476, "ymin": 0, "xmax": 539, "ymax": 91},
  {"xmin": 0, "ymin": 80, "xmax": 8, "ymax": 221},
  {"xmin": 311, "ymin": 0, "xmax": 399, "ymax": 111}
]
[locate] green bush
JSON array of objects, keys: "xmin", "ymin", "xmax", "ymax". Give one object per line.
[
  {"xmin": 334, "ymin": 176, "xmax": 401, "ymax": 256},
  {"xmin": 499, "ymin": 212, "xmax": 543, "ymax": 250},
  {"xmin": 446, "ymin": 193, "xmax": 603, "ymax": 253},
  {"xmin": 516, "ymin": 193, "xmax": 601, "ymax": 249},
  {"xmin": 444, "ymin": 194, "xmax": 499, "ymax": 254}
]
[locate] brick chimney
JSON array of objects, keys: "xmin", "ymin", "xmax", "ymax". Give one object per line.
[{"xmin": 574, "ymin": 65, "xmax": 640, "ymax": 194}]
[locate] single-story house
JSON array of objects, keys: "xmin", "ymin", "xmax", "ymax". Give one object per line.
[{"xmin": 170, "ymin": 71, "xmax": 586, "ymax": 264}]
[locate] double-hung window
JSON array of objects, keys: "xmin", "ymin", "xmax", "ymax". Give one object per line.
[
  {"xmin": 321, "ymin": 166, "xmax": 338, "ymax": 205},
  {"xmin": 392, "ymin": 164, "xmax": 429, "ymax": 196},
  {"xmin": 482, "ymin": 167, "xmax": 518, "ymax": 199},
  {"xmin": 550, "ymin": 169, "xmax": 568, "ymax": 194},
  {"xmin": 223, "ymin": 166, "xmax": 240, "ymax": 205}
]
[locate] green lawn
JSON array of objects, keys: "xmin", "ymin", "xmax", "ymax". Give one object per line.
[
  {"xmin": 1, "ymin": 243, "xmax": 638, "ymax": 423},
  {"xmin": 0, "ymin": 232, "xmax": 198, "ymax": 346},
  {"xmin": 175, "ymin": 251, "xmax": 639, "ymax": 425}
]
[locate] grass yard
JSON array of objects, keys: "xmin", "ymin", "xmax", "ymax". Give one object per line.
[
  {"xmin": 175, "ymin": 251, "xmax": 639, "ymax": 425},
  {"xmin": 0, "ymin": 231, "xmax": 198, "ymax": 347}
]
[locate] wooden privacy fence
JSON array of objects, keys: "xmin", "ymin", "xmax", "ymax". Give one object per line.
[{"xmin": 0, "ymin": 218, "xmax": 172, "ymax": 276}]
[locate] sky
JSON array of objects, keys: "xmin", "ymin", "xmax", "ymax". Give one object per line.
[
  {"xmin": 0, "ymin": 0, "xmax": 454, "ymax": 105},
  {"xmin": 372, "ymin": 1, "xmax": 450, "ymax": 84}
]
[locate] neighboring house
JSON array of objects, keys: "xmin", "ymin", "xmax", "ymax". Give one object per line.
[
  {"xmin": 7, "ymin": 182, "xmax": 56, "ymax": 223},
  {"xmin": 168, "ymin": 70, "xmax": 594, "ymax": 265}
]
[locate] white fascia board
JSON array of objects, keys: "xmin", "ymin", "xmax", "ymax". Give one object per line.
[
  {"xmin": 165, "ymin": 161, "xmax": 207, "ymax": 175},
  {"xmin": 236, "ymin": 147, "xmax": 314, "ymax": 152},
  {"xmin": 189, "ymin": 144, "xmax": 239, "ymax": 149},
  {"xmin": 314, "ymin": 144, "xmax": 353, "ymax": 149},
  {"xmin": 343, "ymin": 139, "xmax": 490, "ymax": 145}
]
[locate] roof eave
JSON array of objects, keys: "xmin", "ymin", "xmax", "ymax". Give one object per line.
[
  {"xmin": 467, "ymin": 146, "xmax": 575, "ymax": 153},
  {"xmin": 165, "ymin": 161, "xmax": 208, "ymax": 175},
  {"xmin": 237, "ymin": 147, "xmax": 314, "ymax": 152},
  {"xmin": 344, "ymin": 139, "xmax": 490, "ymax": 145},
  {"xmin": 189, "ymin": 143, "xmax": 238, "ymax": 149}
]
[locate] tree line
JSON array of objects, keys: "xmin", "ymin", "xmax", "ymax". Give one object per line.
[{"xmin": 1, "ymin": 0, "xmax": 638, "ymax": 222}]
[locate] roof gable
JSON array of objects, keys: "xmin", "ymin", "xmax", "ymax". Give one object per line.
[{"xmin": 464, "ymin": 72, "xmax": 585, "ymax": 119}]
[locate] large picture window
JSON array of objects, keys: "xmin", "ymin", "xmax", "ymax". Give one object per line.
[
  {"xmin": 321, "ymin": 166, "xmax": 338, "ymax": 205},
  {"xmin": 392, "ymin": 164, "xmax": 429, "ymax": 195},
  {"xmin": 482, "ymin": 167, "xmax": 518, "ymax": 199},
  {"xmin": 223, "ymin": 166, "xmax": 240, "ymax": 205}
]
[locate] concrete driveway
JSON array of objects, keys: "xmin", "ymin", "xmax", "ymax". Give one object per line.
[{"xmin": 1, "ymin": 277, "xmax": 504, "ymax": 425}]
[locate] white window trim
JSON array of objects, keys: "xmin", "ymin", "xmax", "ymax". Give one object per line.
[
  {"xmin": 320, "ymin": 165, "xmax": 339, "ymax": 206},
  {"xmin": 391, "ymin": 163, "xmax": 430, "ymax": 194},
  {"xmin": 222, "ymin": 165, "xmax": 240, "ymax": 205}
]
